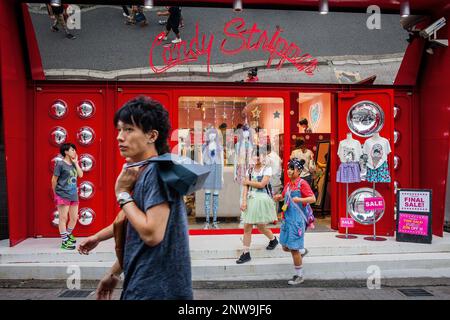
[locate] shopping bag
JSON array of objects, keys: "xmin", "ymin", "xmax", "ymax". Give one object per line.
[{"xmin": 149, "ymin": 153, "xmax": 211, "ymax": 195}]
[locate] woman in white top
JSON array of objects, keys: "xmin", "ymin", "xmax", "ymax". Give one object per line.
[
  {"xmin": 290, "ymin": 139, "xmax": 315, "ymax": 186},
  {"xmin": 236, "ymin": 147, "xmax": 279, "ymax": 264}
]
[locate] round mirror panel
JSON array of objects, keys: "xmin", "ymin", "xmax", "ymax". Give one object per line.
[
  {"xmin": 79, "ymin": 181, "xmax": 94, "ymax": 199},
  {"xmin": 394, "ymin": 155, "xmax": 400, "ymax": 170},
  {"xmin": 49, "ymin": 154, "xmax": 64, "ymax": 172},
  {"xmin": 50, "ymin": 127, "xmax": 68, "ymax": 146},
  {"xmin": 346, "ymin": 101, "xmax": 385, "ymax": 137},
  {"xmin": 51, "ymin": 210, "xmax": 59, "ymax": 227},
  {"xmin": 79, "ymin": 154, "xmax": 95, "ymax": 172},
  {"xmin": 394, "ymin": 181, "xmax": 400, "ymax": 194},
  {"xmin": 394, "ymin": 104, "xmax": 400, "ymax": 120},
  {"xmin": 394, "ymin": 131, "xmax": 400, "ymax": 145},
  {"xmin": 347, "ymin": 187, "xmax": 385, "ymax": 225},
  {"xmin": 77, "ymin": 101, "xmax": 95, "ymax": 119},
  {"xmin": 49, "ymin": 100, "xmax": 68, "ymax": 119},
  {"xmin": 77, "ymin": 127, "xmax": 95, "ymax": 145},
  {"xmin": 79, "ymin": 208, "xmax": 95, "ymax": 226}
]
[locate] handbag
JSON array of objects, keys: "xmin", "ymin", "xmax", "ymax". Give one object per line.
[{"xmin": 149, "ymin": 153, "xmax": 211, "ymax": 195}]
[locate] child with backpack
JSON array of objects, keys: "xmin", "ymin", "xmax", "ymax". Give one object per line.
[{"xmin": 274, "ymin": 158, "xmax": 316, "ymax": 285}]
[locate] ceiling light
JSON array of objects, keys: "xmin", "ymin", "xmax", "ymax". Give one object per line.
[
  {"xmin": 233, "ymin": 0, "xmax": 243, "ymax": 12},
  {"xmin": 319, "ymin": 0, "xmax": 329, "ymax": 15},
  {"xmin": 50, "ymin": 0, "xmax": 61, "ymax": 6},
  {"xmin": 400, "ymin": 1, "xmax": 410, "ymax": 18},
  {"xmin": 144, "ymin": 0, "xmax": 153, "ymax": 9}
]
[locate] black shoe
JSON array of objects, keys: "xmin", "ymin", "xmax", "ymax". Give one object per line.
[
  {"xmin": 236, "ymin": 252, "xmax": 251, "ymax": 264},
  {"xmin": 51, "ymin": 25, "xmax": 59, "ymax": 32},
  {"xmin": 266, "ymin": 236, "xmax": 279, "ymax": 250},
  {"xmin": 66, "ymin": 33, "xmax": 76, "ymax": 40}
]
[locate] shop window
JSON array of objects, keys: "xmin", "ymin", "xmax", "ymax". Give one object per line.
[
  {"xmin": 290, "ymin": 93, "xmax": 332, "ymax": 229},
  {"xmin": 177, "ymin": 96, "xmax": 284, "ymax": 230}
]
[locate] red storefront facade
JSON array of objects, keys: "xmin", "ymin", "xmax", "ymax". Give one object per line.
[{"xmin": 1, "ymin": 1, "xmax": 449, "ymax": 246}]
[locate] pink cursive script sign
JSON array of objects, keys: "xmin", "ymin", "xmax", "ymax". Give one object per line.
[{"xmin": 149, "ymin": 18, "xmax": 318, "ymax": 76}]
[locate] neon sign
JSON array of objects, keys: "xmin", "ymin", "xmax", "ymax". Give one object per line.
[{"xmin": 149, "ymin": 18, "xmax": 318, "ymax": 76}]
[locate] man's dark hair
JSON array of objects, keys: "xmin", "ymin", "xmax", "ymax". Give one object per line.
[
  {"xmin": 114, "ymin": 96, "xmax": 171, "ymax": 154},
  {"xmin": 298, "ymin": 118, "xmax": 309, "ymax": 126},
  {"xmin": 236, "ymin": 123, "xmax": 243, "ymax": 130},
  {"xmin": 60, "ymin": 143, "xmax": 76, "ymax": 157},
  {"xmin": 219, "ymin": 123, "xmax": 227, "ymax": 130},
  {"xmin": 295, "ymin": 138, "xmax": 305, "ymax": 149}
]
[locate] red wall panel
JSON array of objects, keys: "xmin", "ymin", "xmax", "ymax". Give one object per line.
[
  {"xmin": 336, "ymin": 90, "xmax": 395, "ymax": 236},
  {"xmin": 418, "ymin": 10, "xmax": 450, "ymax": 237},
  {"xmin": 0, "ymin": 0, "xmax": 32, "ymax": 246}
]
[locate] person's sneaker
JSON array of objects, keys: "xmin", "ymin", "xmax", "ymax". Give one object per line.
[
  {"xmin": 266, "ymin": 236, "xmax": 279, "ymax": 250},
  {"xmin": 288, "ymin": 275, "xmax": 304, "ymax": 285},
  {"xmin": 203, "ymin": 223, "xmax": 210, "ymax": 230},
  {"xmin": 67, "ymin": 234, "xmax": 76, "ymax": 244},
  {"xmin": 301, "ymin": 248, "xmax": 309, "ymax": 257},
  {"xmin": 158, "ymin": 35, "xmax": 168, "ymax": 41},
  {"xmin": 236, "ymin": 252, "xmax": 251, "ymax": 264},
  {"xmin": 66, "ymin": 33, "xmax": 76, "ymax": 40},
  {"xmin": 212, "ymin": 222, "xmax": 220, "ymax": 229},
  {"xmin": 51, "ymin": 25, "xmax": 59, "ymax": 32},
  {"xmin": 61, "ymin": 240, "xmax": 76, "ymax": 250},
  {"xmin": 171, "ymin": 38, "xmax": 182, "ymax": 44}
]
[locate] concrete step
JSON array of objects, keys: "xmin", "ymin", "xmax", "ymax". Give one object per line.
[
  {"xmin": 2, "ymin": 234, "xmax": 450, "ymax": 264},
  {"xmin": 1, "ymin": 252, "xmax": 450, "ymax": 281}
]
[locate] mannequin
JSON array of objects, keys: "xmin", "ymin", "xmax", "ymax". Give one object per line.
[
  {"xmin": 234, "ymin": 124, "xmax": 255, "ymax": 225},
  {"xmin": 363, "ymin": 132, "xmax": 391, "ymax": 183},
  {"xmin": 201, "ymin": 127, "xmax": 224, "ymax": 229},
  {"xmin": 336, "ymin": 132, "xmax": 362, "ymax": 183},
  {"xmin": 336, "ymin": 132, "xmax": 362, "ymax": 239}
]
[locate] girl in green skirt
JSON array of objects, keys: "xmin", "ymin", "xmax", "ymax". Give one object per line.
[{"xmin": 236, "ymin": 147, "xmax": 279, "ymax": 264}]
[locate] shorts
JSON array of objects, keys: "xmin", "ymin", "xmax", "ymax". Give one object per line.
[
  {"xmin": 366, "ymin": 161, "xmax": 391, "ymax": 183},
  {"xmin": 54, "ymin": 194, "xmax": 79, "ymax": 206},
  {"xmin": 337, "ymin": 162, "xmax": 361, "ymax": 183}
]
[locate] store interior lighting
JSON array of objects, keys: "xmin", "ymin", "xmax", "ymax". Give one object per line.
[{"xmin": 50, "ymin": 0, "xmax": 61, "ymax": 6}]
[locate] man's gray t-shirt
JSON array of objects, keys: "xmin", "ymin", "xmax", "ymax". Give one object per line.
[
  {"xmin": 121, "ymin": 162, "xmax": 193, "ymax": 300},
  {"xmin": 53, "ymin": 161, "xmax": 78, "ymax": 201}
]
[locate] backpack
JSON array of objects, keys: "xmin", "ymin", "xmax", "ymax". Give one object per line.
[{"xmin": 286, "ymin": 179, "xmax": 315, "ymax": 230}]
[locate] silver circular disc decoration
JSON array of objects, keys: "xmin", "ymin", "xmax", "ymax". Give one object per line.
[
  {"xmin": 394, "ymin": 104, "xmax": 400, "ymax": 120},
  {"xmin": 79, "ymin": 154, "xmax": 95, "ymax": 172},
  {"xmin": 347, "ymin": 187, "xmax": 385, "ymax": 225},
  {"xmin": 51, "ymin": 210, "xmax": 59, "ymax": 227},
  {"xmin": 50, "ymin": 126, "xmax": 68, "ymax": 146},
  {"xmin": 394, "ymin": 155, "xmax": 401, "ymax": 170},
  {"xmin": 394, "ymin": 130, "xmax": 400, "ymax": 145},
  {"xmin": 79, "ymin": 181, "xmax": 95, "ymax": 199},
  {"xmin": 79, "ymin": 208, "xmax": 95, "ymax": 226},
  {"xmin": 394, "ymin": 181, "xmax": 400, "ymax": 194},
  {"xmin": 77, "ymin": 127, "xmax": 95, "ymax": 146},
  {"xmin": 49, "ymin": 154, "xmax": 64, "ymax": 172},
  {"xmin": 77, "ymin": 100, "xmax": 95, "ymax": 119},
  {"xmin": 49, "ymin": 100, "xmax": 68, "ymax": 119},
  {"xmin": 347, "ymin": 100, "xmax": 385, "ymax": 137}
]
